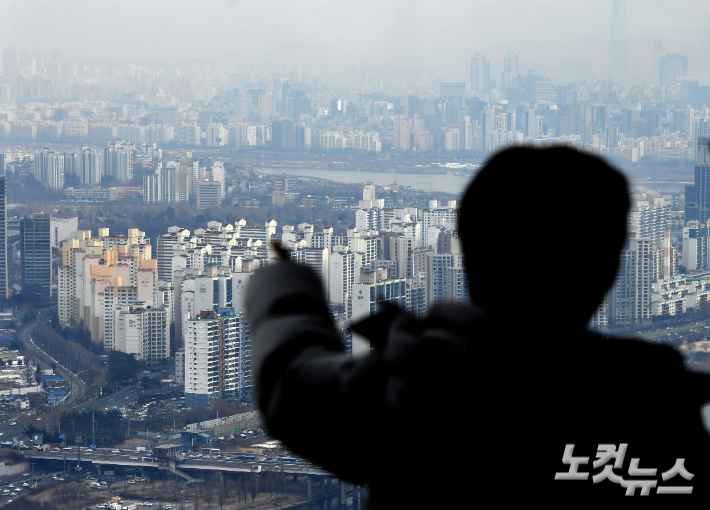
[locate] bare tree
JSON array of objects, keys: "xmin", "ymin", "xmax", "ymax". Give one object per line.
[
  {"xmin": 239, "ymin": 475, "xmax": 247, "ymax": 504},
  {"xmin": 248, "ymin": 473, "xmax": 259, "ymax": 502},
  {"xmin": 218, "ymin": 474, "xmax": 226, "ymax": 510},
  {"xmin": 226, "ymin": 479, "xmax": 237, "ymax": 504}
]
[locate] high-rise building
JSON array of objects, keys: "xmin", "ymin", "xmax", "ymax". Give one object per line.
[
  {"xmin": 20, "ymin": 213, "xmax": 51, "ymax": 299},
  {"xmin": 627, "ymin": 199, "xmax": 671, "ymax": 244},
  {"xmin": 184, "ymin": 308, "xmax": 251, "ymax": 406},
  {"xmin": 685, "ymin": 138, "xmax": 710, "ymax": 224},
  {"xmin": 175, "ymin": 348, "xmax": 185, "ymax": 385},
  {"xmin": 611, "ymin": 238, "xmax": 654, "ymax": 325},
  {"xmin": 471, "ymin": 52, "xmax": 491, "ymax": 95},
  {"xmin": 425, "ymin": 252, "xmax": 467, "ymax": 307},
  {"xmin": 190, "ymin": 162, "xmax": 203, "ymax": 199},
  {"xmin": 393, "ymin": 115, "xmax": 411, "ymax": 150},
  {"xmin": 390, "ymin": 236, "xmax": 414, "ymax": 279},
  {"xmin": 501, "ymin": 52, "xmax": 519, "ymax": 92},
  {"xmin": 258, "ymin": 92, "xmax": 277, "ymax": 121},
  {"xmin": 659, "ymin": 54, "xmax": 688, "ymax": 86},
  {"xmin": 161, "ymin": 162, "xmax": 180, "ymax": 203},
  {"xmin": 206, "ymin": 123, "xmax": 228, "ymax": 147},
  {"xmin": 0, "ymin": 177, "xmax": 7, "ymax": 299},
  {"xmin": 33, "ymin": 148, "xmax": 65, "ymax": 188},
  {"xmin": 104, "ymin": 140, "xmax": 134, "ymax": 181},
  {"xmin": 80, "ymin": 146, "xmax": 103, "ymax": 185},
  {"xmin": 180, "ymin": 273, "xmax": 239, "ymax": 320},
  {"xmin": 2, "ymin": 49, "xmax": 18, "ymax": 78},
  {"xmin": 609, "ymin": 0, "xmax": 628, "ymax": 82},
  {"xmin": 143, "ymin": 168, "xmax": 162, "ymax": 204},
  {"xmin": 228, "ymin": 122, "xmax": 248, "ymax": 147},
  {"xmin": 682, "ymin": 220, "xmax": 710, "ymax": 271},
  {"xmin": 444, "ymin": 128, "xmax": 460, "ymax": 151},
  {"xmin": 104, "ymin": 286, "xmax": 139, "ymax": 351},
  {"xmin": 157, "ymin": 227, "xmax": 192, "ymax": 282},
  {"xmin": 406, "ymin": 274, "xmax": 427, "ymax": 319},
  {"xmin": 420, "ymin": 200, "xmax": 458, "ymax": 249},
  {"xmin": 208, "ymin": 161, "xmax": 226, "ymax": 200},
  {"xmin": 115, "ymin": 304, "xmax": 169, "ymax": 362},
  {"xmin": 362, "ymin": 183, "xmax": 376, "ymax": 202},
  {"xmin": 196, "ymin": 179, "xmax": 222, "ymax": 209},
  {"xmin": 272, "ymin": 119, "xmax": 297, "ymax": 151},
  {"xmin": 329, "ymin": 250, "xmax": 360, "ymax": 307}
]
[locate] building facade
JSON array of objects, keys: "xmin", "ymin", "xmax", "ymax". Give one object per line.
[
  {"xmin": 20, "ymin": 212, "xmax": 51, "ymax": 298},
  {"xmin": 184, "ymin": 308, "xmax": 251, "ymax": 406}
]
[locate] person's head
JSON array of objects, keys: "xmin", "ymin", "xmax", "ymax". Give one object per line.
[{"xmin": 459, "ymin": 146, "xmax": 629, "ymax": 325}]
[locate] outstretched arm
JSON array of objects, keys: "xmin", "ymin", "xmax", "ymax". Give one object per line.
[{"xmin": 246, "ymin": 260, "xmax": 398, "ymax": 483}]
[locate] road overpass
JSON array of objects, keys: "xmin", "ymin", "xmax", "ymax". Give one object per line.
[{"xmin": 23, "ymin": 449, "xmax": 331, "ymax": 479}]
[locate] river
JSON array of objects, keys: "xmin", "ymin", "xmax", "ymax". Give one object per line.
[
  {"xmin": 260, "ymin": 167, "xmax": 690, "ymax": 196},
  {"xmin": 260, "ymin": 167, "xmax": 472, "ymax": 195}
]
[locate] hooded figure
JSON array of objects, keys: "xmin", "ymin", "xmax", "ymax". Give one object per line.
[{"xmin": 246, "ymin": 147, "xmax": 710, "ymax": 506}]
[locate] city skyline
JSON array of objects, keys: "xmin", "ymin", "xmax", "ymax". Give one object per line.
[{"xmin": 0, "ymin": 1, "xmax": 708, "ymax": 86}]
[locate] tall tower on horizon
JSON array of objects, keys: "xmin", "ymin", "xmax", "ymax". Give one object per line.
[
  {"xmin": 0, "ymin": 176, "xmax": 7, "ymax": 300},
  {"xmin": 609, "ymin": 0, "xmax": 629, "ymax": 82},
  {"xmin": 471, "ymin": 52, "xmax": 491, "ymax": 95}
]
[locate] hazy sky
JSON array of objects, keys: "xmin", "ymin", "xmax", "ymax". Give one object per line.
[{"xmin": 1, "ymin": 0, "xmax": 709, "ymax": 82}]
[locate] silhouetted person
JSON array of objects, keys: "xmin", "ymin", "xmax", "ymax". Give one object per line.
[{"xmin": 246, "ymin": 147, "xmax": 710, "ymax": 505}]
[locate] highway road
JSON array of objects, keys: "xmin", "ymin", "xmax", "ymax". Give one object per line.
[
  {"xmin": 640, "ymin": 320, "xmax": 709, "ymax": 340},
  {"xmin": 25, "ymin": 448, "xmax": 330, "ymax": 476},
  {"xmin": 18, "ymin": 321, "xmax": 87, "ymax": 406},
  {"xmin": 0, "ymin": 470, "xmax": 57, "ymax": 506}
]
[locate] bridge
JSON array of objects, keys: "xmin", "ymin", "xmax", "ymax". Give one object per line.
[
  {"xmin": 24, "ymin": 449, "xmax": 345, "ymax": 502},
  {"xmin": 23, "ymin": 449, "xmax": 331, "ymax": 479}
]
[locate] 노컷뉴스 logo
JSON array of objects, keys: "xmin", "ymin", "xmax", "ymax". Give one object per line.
[{"xmin": 555, "ymin": 444, "xmax": 693, "ymax": 495}]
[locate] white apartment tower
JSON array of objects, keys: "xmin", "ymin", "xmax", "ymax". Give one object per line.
[
  {"xmin": 329, "ymin": 250, "xmax": 361, "ymax": 308},
  {"xmin": 420, "ymin": 200, "xmax": 458, "ymax": 249},
  {"xmin": 157, "ymin": 227, "xmax": 192, "ymax": 282},
  {"xmin": 184, "ymin": 309, "xmax": 251, "ymax": 406},
  {"xmin": 115, "ymin": 304, "xmax": 169, "ymax": 361},
  {"xmin": 611, "ymin": 238, "xmax": 654, "ymax": 325},
  {"xmin": 80, "ymin": 146, "xmax": 102, "ymax": 185},
  {"xmin": 104, "ymin": 140, "xmax": 134, "ymax": 180},
  {"xmin": 33, "ymin": 148, "xmax": 65, "ymax": 188}
]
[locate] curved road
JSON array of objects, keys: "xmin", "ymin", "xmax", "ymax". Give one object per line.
[{"xmin": 18, "ymin": 322, "xmax": 87, "ymax": 407}]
